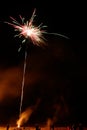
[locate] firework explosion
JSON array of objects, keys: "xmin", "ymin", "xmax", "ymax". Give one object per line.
[
  {"xmin": 5, "ymin": 8, "xmax": 47, "ymax": 52},
  {"xmin": 5, "ymin": 8, "xmax": 69, "ymax": 51}
]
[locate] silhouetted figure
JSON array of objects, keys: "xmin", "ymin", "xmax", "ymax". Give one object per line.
[
  {"xmin": 7, "ymin": 124, "xmax": 9, "ymax": 130},
  {"xmin": 67, "ymin": 126, "xmax": 71, "ymax": 130},
  {"xmin": 50, "ymin": 124, "xmax": 54, "ymax": 130},
  {"xmin": 79, "ymin": 124, "xmax": 83, "ymax": 130},
  {"xmin": 23, "ymin": 127, "xmax": 25, "ymax": 130},
  {"xmin": 71, "ymin": 124, "xmax": 77, "ymax": 130},
  {"xmin": 36, "ymin": 124, "xmax": 40, "ymax": 130}
]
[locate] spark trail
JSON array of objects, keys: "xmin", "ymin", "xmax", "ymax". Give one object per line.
[{"xmin": 19, "ymin": 50, "xmax": 27, "ymax": 116}]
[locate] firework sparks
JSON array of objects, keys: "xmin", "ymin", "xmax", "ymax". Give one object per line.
[
  {"xmin": 5, "ymin": 8, "xmax": 47, "ymax": 51},
  {"xmin": 5, "ymin": 8, "xmax": 69, "ymax": 51}
]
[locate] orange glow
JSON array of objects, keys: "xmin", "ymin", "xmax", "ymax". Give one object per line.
[
  {"xmin": 17, "ymin": 124, "xmax": 20, "ymax": 128},
  {"xmin": 16, "ymin": 107, "xmax": 33, "ymax": 127}
]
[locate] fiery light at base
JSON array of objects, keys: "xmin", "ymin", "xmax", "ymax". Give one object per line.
[
  {"xmin": 17, "ymin": 124, "xmax": 20, "ymax": 128},
  {"xmin": 5, "ymin": 8, "xmax": 47, "ymax": 50},
  {"xmin": 16, "ymin": 107, "xmax": 33, "ymax": 127}
]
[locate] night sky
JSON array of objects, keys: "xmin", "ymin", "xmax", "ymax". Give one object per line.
[{"xmin": 0, "ymin": 0, "xmax": 87, "ymax": 126}]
